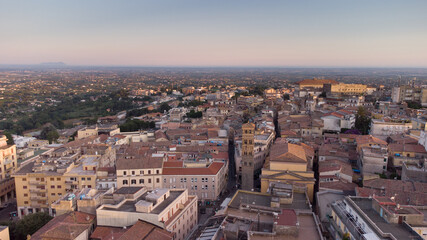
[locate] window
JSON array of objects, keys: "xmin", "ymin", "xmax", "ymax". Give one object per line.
[
  {"xmin": 51, "ymin": 193, "xmax": 56, "ymax": 196},
  {"xmin": 123, "ymin": 171, "xmax": 127, "ymax": 176},
  {"xmin": 148, "ymin": 170, "xmax": 151, "ymax": 174},
  {"xmin": 81, "ymin": 177, "xmax": 86, "ymax": 181},
  {"xmin": 57, "ymin": 178, "xmax": 61, "ymax": 181},
  {"xmin": 24, "ymin": 193, "xmax": 28, "ymax": 197},
  {"xmin": 50, "ymin": 178, "xmax": 54, "ymax": 181},
  {"xmin": 23, "ymin": 186, "xmax": 27, "ymax": 189},
  {"xmin": 24, "ymin": 201, "xmax": 29, "ymax": 204},
  {"xmin": 156, "ymin": 178, "xmax": 160, "ymax": 183},
  {"xmin": 123, "ymin": 180, "xmax": 128, "ymax": 185},
  {"xmin": 87, "ymin": 177, "xmax": 91, "ymax": 181},
  {"xmin": 23, "ymin": 178, "xmax": 27, "ymax": 181},
  {"xmin": 140, "ymin": 170, "xmax": 144, "ymax": 174},
  {"xmin": 163, "ymin": 178, "xmax": 166, "ymax": 183},
  {"xmin": 51, "ymin": 185, "xmax": 55, "ymax": 189},
  {"xmin": 148, "ymin": 179, "xmax": 152, "ymax": 184},
  {"xmin": 132, "ymin": 171, "xmax": 135, "ymax": 175},
  {"xmin": 194, "ymin": 186, "xmax": 197, "ymax": 190},
  {"xmin": 140, "ymin": 179, "xmax": 144, "ymax": 184},
  {"xmin": 57, "ymin": 185, "xmax": 61, "ymax": 189},
  {"xmin": 131, "ymin": 179, "xmax": 136, "ymax": 184},
  {"xmin": 156, "ymin": 170, "xmax": 160, "ymax": 174}
]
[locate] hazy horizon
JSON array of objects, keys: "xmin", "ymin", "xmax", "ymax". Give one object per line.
[{"xmin": 1, "ymin": 0, "xmax": 427, "ymax": 67}]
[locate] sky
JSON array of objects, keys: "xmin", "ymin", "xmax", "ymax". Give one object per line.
[{"xmin": 1, "ymin": 0, "xmax": 427, "ymax": 67}]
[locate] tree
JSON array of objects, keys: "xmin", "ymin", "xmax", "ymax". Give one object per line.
[
  {"xmin": 40, "ymin": 125, "xmax": 59, "ymax": 143},
  {"xmin": 159, "ymin": 103, "xmax": 171, "ymax": 113},
  {"xmin": 8, "ymin": 212, "xmax": 53, "ymax": 240},
  {"xmin": 186, "ymin": 110, "xmax": 203, "ymax": 118},
  {"xmin": 355, "ymin": 106, "xmax": 371, "ymax": 135},
  {"xmin": 4, "ymin": 131, "xmax": 14, "ymax": 145},
  {"xmin": 406, "ymin": 101, "xmax": 422, "ymax": 109}
]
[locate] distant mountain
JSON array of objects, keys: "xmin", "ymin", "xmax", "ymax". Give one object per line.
[{"xmin": 40, "ymin": 62, "xmax": 66, "ymax": 66}]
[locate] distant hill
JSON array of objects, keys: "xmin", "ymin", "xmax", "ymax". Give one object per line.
[{"xmin": 40, "ymin": 62, "xmax": 66, "ymax": 66}]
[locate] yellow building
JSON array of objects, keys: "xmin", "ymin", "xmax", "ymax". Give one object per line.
[
  {"xmin": 77, "ymin": 126, "xmax": 98, "ymax": 139},
  {"xmin": 0, "ymin": 226, "xmax": 9, "ymax": 240},
  {"xmin": 328, "ymin": 83, "xmax": 367, "ymax": 95},
  {"xmin": 260, "ymin": 139, "xmax": 315, "ymax": 202},
  {"xmin": 297, "ymin": 78, "xmax": 339, "ymax": 89},
  {"xmin": 0, "ymin": 135, "xmax": 17, "ymax": 206},
  {"xmin": 13, "ymin": 148, "xmax": 98, "ymax": 218}
]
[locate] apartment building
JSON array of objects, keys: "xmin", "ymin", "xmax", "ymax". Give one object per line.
[
  {"xmin": 392, "ymin": 85, "xmax": 427, "ymax": 105},
  {"xmin": 388, "ymin": 143, "xmax": 427, "ymax": 167},
  {"xmin": 0, "ymin": 135, "xmax": 17, "ymax": 206},
  {"xmin": 115, "ymin": 144, "xmax": 164, "ymax": 189},
  {"xmin": 13, "ymin": 146, "xmax": 105, "ymax": 218},
  {"xmin": 321, "ymin": 109, "xmax": 355, "ymax": 132},
  {"xmin": 370, "ymin": 119, "xmax": 412, "ymax": 138},
  {"xmin": 359, "ymin": 147, "xmax": 388, "ymax": 175},
  {"xmin": 162, "ymin": 161, "xmax": 227, "ymax": 201},
  {"xmin": 325, "ymin": 83, "xmax": 367, "ymax": 95},
  {"xmin": 96, "ymin": 187, "xmax": 198, "ymax": 240},
  {"xmin": 329, "ymin": 196, "xmax": 424, "ymax": 240}
]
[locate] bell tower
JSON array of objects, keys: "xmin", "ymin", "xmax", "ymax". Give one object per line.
[{"xmin": 241, "ymin": 122, "xmax": 255, "ymax": 190}]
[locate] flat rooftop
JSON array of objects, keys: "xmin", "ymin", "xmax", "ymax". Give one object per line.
[
  {"xmin": 104, "ymin": 190, "xmax": 184, "ymax": 214},
  {"xmin": 351, "ymin": 197, "xmax": 421, "ymax": 240},
  {"xmin": 229, "ymin": 190, "xmax": 310, "ymax": 210},
  {"xmin": 114, "ymin": 187, "xmax": 142, "ymax": 195}
]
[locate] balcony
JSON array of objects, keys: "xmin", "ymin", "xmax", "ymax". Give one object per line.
[
  {"xmin": 29, "ymin": 180, "xmax": 45, "ymax": 186},
  {"xmin": 3, "ymin": 158, "xmax": 13, "ymax": 165},
  {"xmin": 29, "ymin": 188, "xmax": 47, "ymax": 193},
  {"xmin": 331, "ymin": 202, "xmax": 368, "ymax": 240},
  {"xmin": 30, "ymin": 195, "xmax": 47, "ymax": 201}
]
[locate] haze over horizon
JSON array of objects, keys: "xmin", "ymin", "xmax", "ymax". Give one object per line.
[{"xmin": 1, "ymin": 0, "xmax": 427, "ymax": 67}]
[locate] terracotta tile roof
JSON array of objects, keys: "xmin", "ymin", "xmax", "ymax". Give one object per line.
[
  {"xmin": 162, "ymin": 161, "xmax": 224, "ymax": 175},
  {"xmin": 117, "ymin": 156, "xmax": 163, "ymax": 170},
  {"xmin": 91, "ymin": 226, "xmax": 127, "ymax": 240},
  {"xmin": 31, "ymin": 212, "xmax": 95, "ymax": 240},
  {"xmin": 319, "ymin": 159, "xmax": 353, "ymax": 177},
  {"xmin": 319, "ymin": 144, "xmax": 349, "ymax": 158},
  {"xmin": 118, "ymin": 220, "xmax": 174, "ymax": 240},
  {"xmin": 358, "ymin": 179, "xmax": 427, "ymax": 206},
  {"xmin": 388, "ymin": 143, "xmax": 427, "ymax": 153},
  {"xmin": 356, "ymin": 135, "xmax": 387, "ymax": 146},
  {"xmin": 269, "ymin": 140, "xmax": 307, "ymax": 163},
  {"xmin": 320, "ymin": 180, "xmax": 357, "ymax": 192}
]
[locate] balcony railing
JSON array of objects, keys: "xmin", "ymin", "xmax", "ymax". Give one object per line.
[
  {"xmin": 29, "ymin": 188, "xmax": 47, "ymax": 193},
  {"xmin": 30, "ymin": 195, "xmax": 47, "ymax": 201},
  {"xmin": 331, "ymin": 202, "xmax": 368, "ymax": 240}
]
